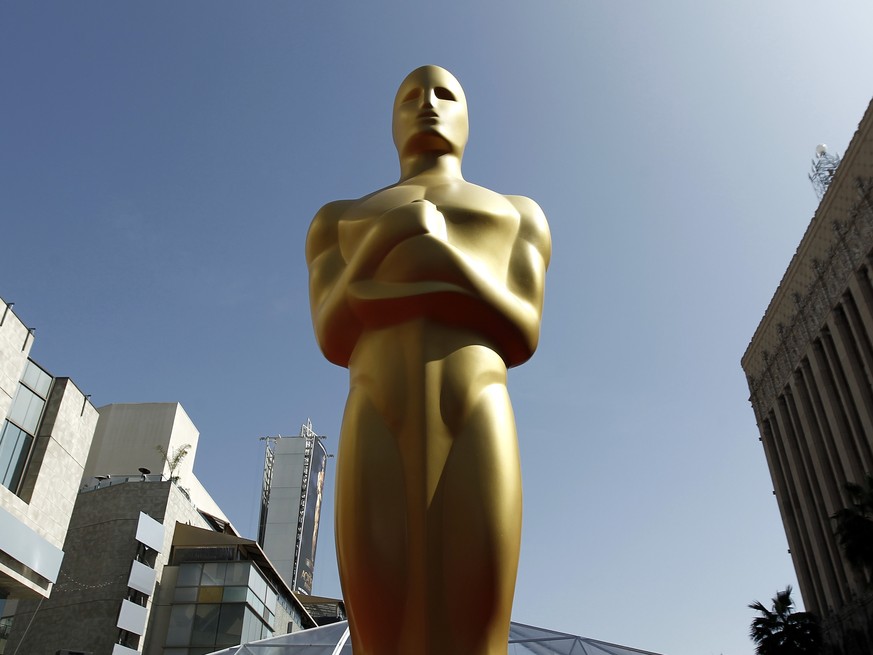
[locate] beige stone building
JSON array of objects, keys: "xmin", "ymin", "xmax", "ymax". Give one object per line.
[
  {"xmin": 0, "ymin": 297, "xmax": 99, "ymax": 650},
  {"xmin": 742, "ymin": 98, "xmax": 873, "ymax": 651}
]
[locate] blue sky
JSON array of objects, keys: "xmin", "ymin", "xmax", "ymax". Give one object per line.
[{"xmin": 3, "ymin": 2, "xmax": 873, "ymax": 653}]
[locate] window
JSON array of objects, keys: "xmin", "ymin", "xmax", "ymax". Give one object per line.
[
  {"xmin": 166, "ymin": 559, "xmax": 280, "ymax": 651},
  {"xmin": 21, "ymin": 361, "xmax": 51, "ymax": 397},
  {"xmin": 191, "ymin": 604, "xmax": 221, "ymax": 646},
  {"xmin": 0, "ymin": 423, "xmax": 32, "ymax": 490},
  {"xmin": 166, "ymin": 604, "xmax": 196, "ymax": 646},
  {"xmin": 216, "ymin": 604, "xmax": 245, "ymax": 647},
  {"xmin": 201, "ymin": 562, "xmax": 226, "ymax": 586},
  {"xmin": 0, "ymin": 360, "xmax": 52, "ymax": 493}
]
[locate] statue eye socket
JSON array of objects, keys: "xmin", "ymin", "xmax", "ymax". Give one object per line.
[
  {"xmin": 434, "ymin": 87, "xmax": 456, "ymax": 101},
  {"xmin": 402, "ymin": 88, "xmax": 421, "ymax": 102}
]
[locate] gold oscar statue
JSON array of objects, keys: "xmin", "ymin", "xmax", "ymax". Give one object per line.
[{"xmin": 306, "ymin": 65, "xmax": 551, "ymax": 655}]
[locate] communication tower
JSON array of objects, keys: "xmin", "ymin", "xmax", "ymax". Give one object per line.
[{"xmin": 809, "ymin": 143, "xmax": 841, "ymax": 201}]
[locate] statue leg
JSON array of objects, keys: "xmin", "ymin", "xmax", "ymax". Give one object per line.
[
  {"xmin": 335, "ymin": 385, "xmax": 409, "ymax": 655},
  {"xmin": 431, "ymin": 381, "xmax": 522, "ymax": 655}
]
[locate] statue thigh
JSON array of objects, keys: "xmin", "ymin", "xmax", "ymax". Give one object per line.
[
  {"xmin": 432, "ymin": 380, "xmax": 522, "ymax": 655},
  {"xmin": 336, "ymin": 375, "xmax": 521, "ymax": 655},
  {"xmin": 334, "ymin": 384, "xmax": 408, "ymax": 655}
]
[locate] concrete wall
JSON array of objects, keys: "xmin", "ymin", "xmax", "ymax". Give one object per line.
[
  {"xmin": 6, "ymin": 480, "xmax": 209, "ymax": 654},
  {"xmin": 85, "ymin": 402, "xmax": 230, "ymax": 524},
  {"xmin": 0, "ymin": 299, "xmax": 32, "ymax": 421},
  {"xmin": 19, "ymin": 378, "xmax": 100, "ymax": 543},
  {"xmin": 85, "ymin": 403, "xmax": 200, "ymax": 483}
]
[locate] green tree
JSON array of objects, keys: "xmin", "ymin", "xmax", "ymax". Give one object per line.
[
  {"xmin": 156, "ymin": 443, "xmax": 191, "ymax": 484},
  {"xmin": 749, "ymin": 586, "xmax": 821, "ymax": 655},
  {"xmin": 831, "ymin": 473, "xmax": 873, "ymax": 575}
]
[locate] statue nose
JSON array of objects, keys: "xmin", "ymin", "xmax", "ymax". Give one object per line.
[{"xmin": 420, "ymin": 89, "xmax": 436, "ymax": 108}]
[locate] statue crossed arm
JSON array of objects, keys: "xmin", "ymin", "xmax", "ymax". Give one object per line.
[
  {"xmin": 307, "ymin": 192, "xmax": 550, "ymax": 368},
  {"xmin": 306, "ymin": 65, "xmax": 550, "ymax": 655}
]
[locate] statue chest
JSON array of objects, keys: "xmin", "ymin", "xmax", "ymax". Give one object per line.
[{"xmin": 340, "ymin": 185, "xmax": 521, "ymax": 277}]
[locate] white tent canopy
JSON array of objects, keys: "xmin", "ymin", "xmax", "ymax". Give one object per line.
[{"xmin": 207, "ymin": 620, "xmax": 665, "ymax": 655}]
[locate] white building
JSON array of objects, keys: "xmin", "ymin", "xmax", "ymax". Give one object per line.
[
  {"xmin": 6, "ymin": 402, "xmax": 316, "ymax": 655},
  {"xmin": 0, "ymin": 296, "xmax": 98, "ymax": 647}
]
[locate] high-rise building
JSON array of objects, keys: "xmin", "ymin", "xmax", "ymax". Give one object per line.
[
  {"xmin": 0, "ymin": 297, "xmax": 98, "ymax": 650},
  {"xmin": 5, "ymin": 403, "xmax": 316, "ymax": 655},
  {"xmin": 742, "ymin": 97, "xmax": 873, "ymax": 653},
  {"xmin": 258, "ymin": 420, "xmax": 329, "ymax": 595}
]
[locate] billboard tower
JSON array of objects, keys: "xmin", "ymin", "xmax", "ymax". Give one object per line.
[{"xmin": 258, "ymin": 419, "xmax": 329, "ymax": 595}]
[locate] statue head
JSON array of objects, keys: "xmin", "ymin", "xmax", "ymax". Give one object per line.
[{"xmin": 392, "ymin": 65, "xmax": 469, "ymax": 162}]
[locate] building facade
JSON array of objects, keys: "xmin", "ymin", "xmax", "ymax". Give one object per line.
[
  {"xmin": 742, "ymin": 98, "xmax": 873, "ymax": 652},
  {"xmin": 5, "ymin": 403, "xmax": 315, "ymax": 655},
  {"xmin": 258, "ymin": 420, "xmax": 328, "ymax": 595},
  {"xmin": 0, "ymin": 297, "xmax": 98, "ymax": 650},
  {"xmin": 161, "ymin": 523, "xmax": 315, "ymax": 654}
]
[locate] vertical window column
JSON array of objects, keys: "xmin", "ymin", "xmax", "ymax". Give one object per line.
[
  {"xmin": 0, "ymin": 361, "xmax": 52, "ymax": 494},
  {"xmin": 819, "ymin": 328, "xmax": 868, "ymax": 483},
  {"xmin": 796, "ymin": 359, "xmax": 860, "ymax": 594},
  {"xmin": 784, "ymin": 376, "xmax": 847, "ymax": 608},
  {"xmin": 778, "ymin": 390, "xmax": 843, "ymax": 612},
  {"xmin": 767, "ymin": 408, "xmax": 827, "ymax": 615},
  {"xmin": 761, "ymin": 418, "xmax": 819, "ymax": 612},
  {"xmin": 828, "ymin": 305, "xmax": 873, "ymax": 470}
]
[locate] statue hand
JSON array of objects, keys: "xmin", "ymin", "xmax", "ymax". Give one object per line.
[
  {"xmin": 340, "ymin": 200, "xmax": 448, "ymax": 267},
  {"xmin": 379, "ymin": 199, "xmax": 447, "ymax": 243}
]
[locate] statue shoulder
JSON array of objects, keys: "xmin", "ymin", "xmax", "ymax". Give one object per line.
[
  {"xmin": 306, "ymin": 199, "xmax": 356, "ymax": 264},
  {"xmin": 503, "ymin": 194, "xmax": 546, "ymax": 223},
  {"xmin": 504, "ymin": 195, "xmax": 551, "ymax": 259},
  {"xmin": 312, "ymin": 198, "xmax": 357, "ymax": 225}
]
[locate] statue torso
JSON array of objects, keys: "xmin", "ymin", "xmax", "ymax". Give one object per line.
[
  {"xmin": 335, "ymin": 177, "xmax": 523, "ymax": 397},
  {"xmin": 338, "ymin": 178, "xmax": 521, "ymax": 289}
]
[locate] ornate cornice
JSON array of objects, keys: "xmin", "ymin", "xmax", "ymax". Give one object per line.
[{"xmin": 744, "ymin": 177, "xmax": 873, "ymax": 422}]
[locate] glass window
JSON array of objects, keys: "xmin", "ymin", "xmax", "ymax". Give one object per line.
[
  {"xmin": 249, "ymin": 568, "xmax": 267, "ymax": 603},
  {"xmin": 225, "ymin": 562, "xmax": 250, "ymax": 585},
  {"xmin": 198, "ymin": 586, "xmax": 223, "ymax": 603},
  {"xmin": 166, "ymin": 604, "xmax": 195, "ymax": 646},
  {"xmin": 0, "ymin": 422, "xmax": 33, "ymax": 491},
  {"xmin": 21, "ymin": 361, "xmax": 52, "ymax": 398},
  {"xmin": 177, "ymin": 563, "xmax": 202, "ymax": 587},
  {"xmin": 173, "ymin": 587, "xmax": 198, "ymax": 603},
  {"xmin": 191, "ymin": 604, "xmax": 221, "ymax": 647},
  {"xmin": 264, "ymin": 585, "xmax": 277, "ymax": 611},
  {"xmin": 8, "ymin": 386, "xmax": 44, "ymax": 435},
  {"xmin": 222, "ymin": 586, "xmax": 247, "ymax": 603},
  {"xmin": 246, "ymin": 588, "xmax": 264, "ymax": 618},
  {"xmin": 201, "ymin": 562, "xmax": 226, "ymax": 586},
  {"xmin": 216, "ymin": 604, "xmax": 245, "ymax": 647},
  {"xmin": 242, "ymin": 610, "xmax": 263, "ymax": 644}
]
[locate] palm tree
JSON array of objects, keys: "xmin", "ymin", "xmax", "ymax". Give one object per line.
[
  {"xmin": 749, "ymin": 586, "xmax": 821, "ymax": 655},
  {"xmin": 155, "ymin": 443, "xmax": 191, "ymax": 484},
  {"xmin": 831, "ymin": 473, "xmax": 873, "ymax": 575}
]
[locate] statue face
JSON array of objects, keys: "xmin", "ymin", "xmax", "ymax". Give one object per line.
[{"xmin": 393, "ymin": 66, "xmax": 468, "ymax": 159}]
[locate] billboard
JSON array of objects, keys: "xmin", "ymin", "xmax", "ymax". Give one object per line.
[{"xmin": 294, "ymin": 438, "xmax": 327, "ymax": 594}]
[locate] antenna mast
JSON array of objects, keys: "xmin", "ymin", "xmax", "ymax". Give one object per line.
[{"xmin": 809, "ymin": 144, "xmax": 841, "ymax": 201}]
